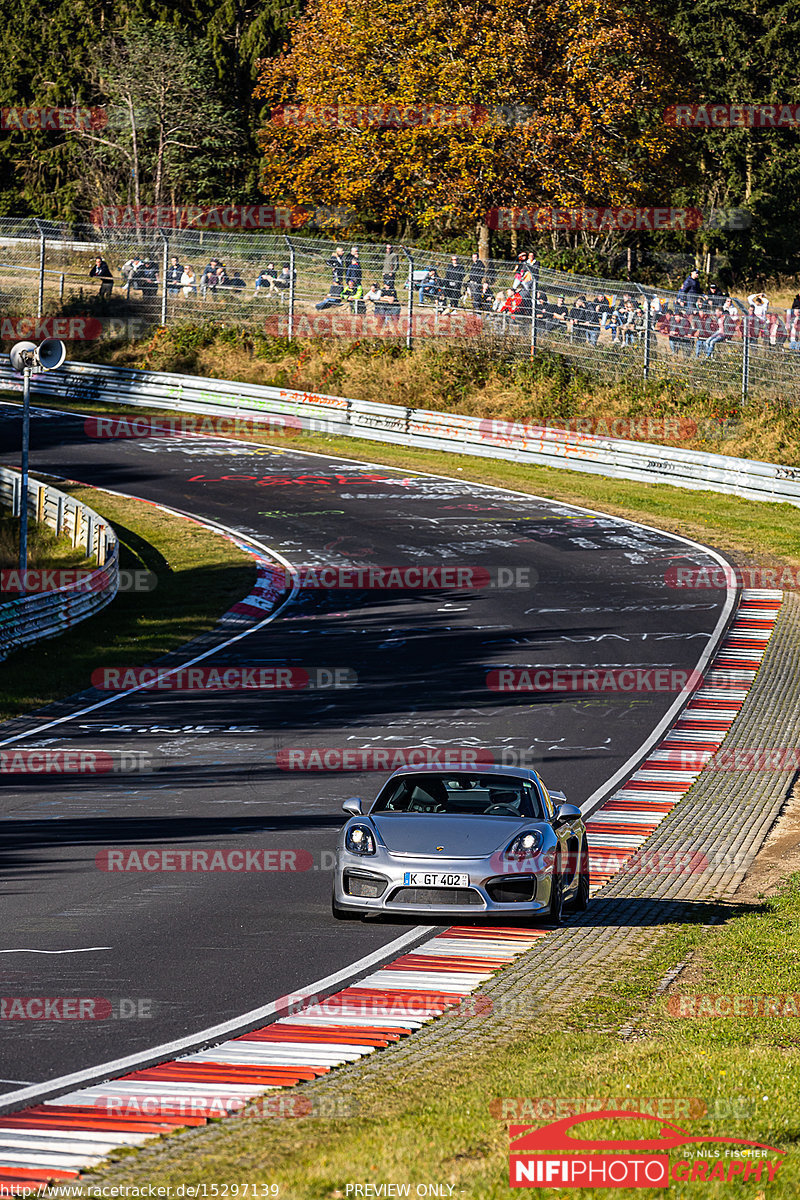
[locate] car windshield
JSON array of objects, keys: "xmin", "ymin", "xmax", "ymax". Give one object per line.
[{"xmin": 371, "ymin": 773, "xmax": 544, "ymax": 818}]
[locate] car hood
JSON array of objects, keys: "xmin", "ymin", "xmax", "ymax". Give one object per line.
[{"xmin": 371, "ymin": 814, "xmax": 534, "ymax": 858}]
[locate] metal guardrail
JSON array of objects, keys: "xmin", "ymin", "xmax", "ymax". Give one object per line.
[
  {"xmin": 0, "ymin": 467, "xmax": 118, "ymax": 661},
  {"xmin": 1, "ymin": 359, "xmax": 798, "ymax": 510}
]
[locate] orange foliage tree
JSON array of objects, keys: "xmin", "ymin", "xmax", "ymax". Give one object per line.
[{"xmin": 254, "ymin": 0, "xmax": 688, "ymax": 244}]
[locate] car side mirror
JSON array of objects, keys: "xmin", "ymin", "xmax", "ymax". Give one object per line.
[
  {"xmin": 342, "ymin": 798, "xmax": 363, "ymax": 816},
  {"xmin": 555, "ymin": 803, "xmax": 582, "ymax": 825},
  {"xmin": 549, "ymin": 790, "xmax": 567, "ymax": 805}
]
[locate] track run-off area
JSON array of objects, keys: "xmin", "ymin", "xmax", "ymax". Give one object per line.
[{"xmin": 0, "ymin": 402, "xmax": 737, "ymax": 1107}]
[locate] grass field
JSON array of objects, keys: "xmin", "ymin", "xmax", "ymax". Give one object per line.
[
  {"xmin": 74, "ymin": 846, "xmax": 800, "ymax": 1198},
  {"xmin": 0, "ymin": 483, "xmax": 255, "ymax": 720}
]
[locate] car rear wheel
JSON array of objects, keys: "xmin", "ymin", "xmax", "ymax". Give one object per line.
[{"xmin": 565, "ymin": 843, "xmax": 590, "ymax": 912}]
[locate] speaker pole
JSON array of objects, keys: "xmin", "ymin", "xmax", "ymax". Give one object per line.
[{"xmin": 19, "ymin": 364, "xmax": 31, "ymax": 580}]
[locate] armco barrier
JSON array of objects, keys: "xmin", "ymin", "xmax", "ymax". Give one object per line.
[
  {"xmin": 1, "ymin": 359, "xmax": 800, "ymax": 507},
  {"xmin": 0, "ymin": 467, "xmax": 118, "ymax": 661}
]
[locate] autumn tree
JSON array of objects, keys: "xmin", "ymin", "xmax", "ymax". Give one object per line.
[{"xmin": 255, "ymin": 0, "xmax": 689, "ymax": 252}]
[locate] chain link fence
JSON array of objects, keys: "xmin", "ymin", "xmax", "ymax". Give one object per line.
[{"xmin": 0, "ymin": 215, "xmax": 798, "ymax": 401}]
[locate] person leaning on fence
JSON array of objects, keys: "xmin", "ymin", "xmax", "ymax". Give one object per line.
[
  {"xmin": 786, "ymin": 293, "xmax": 800, "ymax": 324},
  {"xmin": 443, "ymin": 255, "xmax": 465, "ymax": 313},
  {"xmin": 180, "ymin": 266, "xmax": 197, "ymax": 298},
  {"xmin": 550, "ymin": 295, "xmax": 569, "ymax": 332},
  {"xmin": 383, "ymin": 244, "xmax": 399, "ymax": 288},
  {"xmin": 89, "ymin": 257, "xmax": 113, "ymax": 298},
  {"xmin": 201, "ymin": 259, "xmax": 222, "ymax": 297},
  {"xmin": 166, "ymin": 256, "xmax": 183, "ymax": 296},
  {"xmin": 121, "ymin": 256, "xmax": 143, "ymax": 284}
]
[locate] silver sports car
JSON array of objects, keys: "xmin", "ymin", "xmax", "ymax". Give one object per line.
[{"xmin": 331, "ymin": 765, "xmax": 589, "ymax": 923}]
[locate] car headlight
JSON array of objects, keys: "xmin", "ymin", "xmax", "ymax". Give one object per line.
[
  {"xmin": 345, "ymin": 823, "xmax": 376, "ymax": 855},
  {"xmin": 504, "ymin": 830, "xmax": 543, "ymax": 860}
]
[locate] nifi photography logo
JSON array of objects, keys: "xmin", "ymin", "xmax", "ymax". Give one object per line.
[{"xmin": 508, "ymin": 1110, "xmax": 784, "ymax": 1189}]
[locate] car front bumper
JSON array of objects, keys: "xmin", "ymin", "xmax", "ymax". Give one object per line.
[{"xmin": 333, "ymin": 851, "xmax": 556, "ymax": 917}]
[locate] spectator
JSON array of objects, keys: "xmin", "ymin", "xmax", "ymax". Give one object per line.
[
  {"xmin": 694, "ymin": 306, "xmax": 727, "ymax": 359},
  {"xmin": 467, "ymin": 253, "xmax": 486, "ymax": 305},
  {"xmin": 254, "ymin": 264, "xmax": 278, "ymax": 294},
  {"xmin": 583, "ymin": 299, "xmax": 602, "ymax": 346},
  {"xmin": 747, "ymin": 291, "xmax": 769, "ymax": 319},
  {"xmin": 788, "ymin": 310, "xmax": 800, "ymax": 351},
  {"xmin": 705, "ymin": 282, "xmax": 727, "ymax": 309},
  {"xmin": 383, "ymin": 244, "xmax": 399, "ymax": 288},
  {"xmin": 377, "ymin": 284, "xmax": 401, "ymax": 317},
  {"xmin": 550, "ymin": 295, "xmax": 569, "ymax": 332},
  {"xmin": 346, "ymin": 249, "xmax": 362, "ymax": 289},
  {"xmin": 365, "ymin": 281, "xmax": 383, "ymax": 307},
  {"xmin": 223, "ymin": 267, "xmax": 247, "ymax": 291},
  {"xmin": 591, "ymin": 292, "xmax": 611, "ymax": 336},
  {"xmin": 201, "ymin": 259, "xmax": 222, "ymax": 297},
  {"xmin": 419, "ymin": 268, "xmax": 443, "ymax": 307},
  {"xmin": 342, "ymin": 280, "xmax": 365, "ymax": 314},
  {"xmin": 744, "ymin": 304, "xmax": 763, "ymax": 342},
  {"xmin": 667, "ymin": 303, "xmax": 693, "ymax": 355},
  {"xmin": 166, "ymin": 256, "xmax": 183, "ymax": 296},
  {"xmin": 499, "ymin": 289, "xmax": 522, "ymax": 317},
  {"xmin": 121, "ymin": 256, "xmax": 143, "ymax": 284},
  {"xmin": 786, "ymin": 293, "xmax": 800, "ymax": 323},
  {"xmin": 569, "ymin": 295, "xmax": 589, "ymax": 339},
  {"xmin": 327, "ymin": 246, "xmax": 347, "ymax": 286},
  {"xmin": 317, "ymin": 247, "xmax": 346, "ymax": 308},
  {"xmin": 512, "ymin": 254, "xmax": 528, "ymax": 288},
  {"xmin": 180, "ymin": 265, "xmax": 197, "ymax": 298},
  {"xmin": 766, "ymin": 311, "xmax": 787, "ymax": 349},
  {"xmin": 535, "ymin": 289, "xmax": 553, "ymax": 332},
  {"xmin": 135, "ymin": 260, "xmax": 158, "ymax": 297},
  {"xmin": 475, "ymin": 279, "xmax": 495, "ymax": 314},
  {"xmin": 678, "ymin": 268, "xmax": 703, "ymax": 310},
  {"xmin": 274, "ymin": 264, "xmax": 293, "ymax": 292},
  {"xmin": 216, "ymin": 265, "xmax": 230, "ymax": 288},
  {"xmin": 89, "ymin": 256, "xmax": 113, "ymax": 298},
  {"xmin": 443, "ymin": 255, "xmax": 465, "ymax": 313}
]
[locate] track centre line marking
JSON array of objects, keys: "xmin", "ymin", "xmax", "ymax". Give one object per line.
[{"xmin": 0, "ymin": 948, "xmax": 111, "ymax": 955}]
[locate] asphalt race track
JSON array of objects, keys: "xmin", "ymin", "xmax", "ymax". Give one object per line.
[{"xmin": 0, "ymin": 402, "xmax": 729, "ymax": 1095}]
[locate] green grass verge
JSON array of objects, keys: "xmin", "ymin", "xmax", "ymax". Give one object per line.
[
  {"xmin": 0, "ymin": 484, "xmax": 255, "ymax": 721},
  {"xmin": 75, "ymin": 878, "xmax": 800, "ymax": 1198}
]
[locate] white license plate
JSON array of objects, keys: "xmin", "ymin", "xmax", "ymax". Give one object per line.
[{"xmin": 403, "ymin": 871, "xmax": 469, "ymax": 887}]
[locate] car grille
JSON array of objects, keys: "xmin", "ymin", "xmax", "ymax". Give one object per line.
[
  {"xmin": 390, "ymin": 887, "xmax": 482, "ymax": 906},
  {"xmin": 344, "ymin": 871, "xmax": 388, "ymax": 898},
  {"xmin": 485, "ymin": 875, "xmax": 537, "ymax": 903}
]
